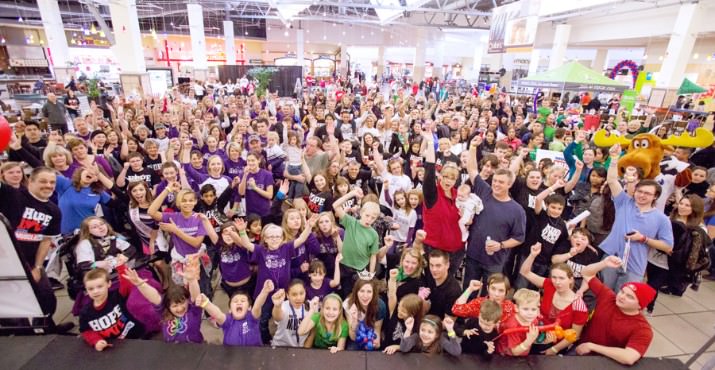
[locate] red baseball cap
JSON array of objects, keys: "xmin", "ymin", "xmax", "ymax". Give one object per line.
[{"xmin": 621, "ymin": 282, "xmax": 656, "ymax": 310}]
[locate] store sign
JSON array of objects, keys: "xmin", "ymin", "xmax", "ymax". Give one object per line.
[{"xmin": 488, "ymin": 2, "xmax": 522, "ymax": 54}]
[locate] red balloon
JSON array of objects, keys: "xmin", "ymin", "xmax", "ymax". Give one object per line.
[{"xmin": 0, "ymin": 115, "xmax": 10, "ymax": 152}]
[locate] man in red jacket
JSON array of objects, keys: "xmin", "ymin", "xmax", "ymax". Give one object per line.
[{"xmin": 576, "ymin": 256, "xmax": 655, "ymax": 365}]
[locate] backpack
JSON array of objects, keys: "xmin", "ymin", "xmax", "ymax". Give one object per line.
[{"xmin": 686, "ymin": 226, "xmax": 712, "ymax": 275}]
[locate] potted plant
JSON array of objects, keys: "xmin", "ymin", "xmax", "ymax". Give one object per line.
[
  {"xmin": 248, "ymin": 67, "xmax": 278, "ymax": 98},
  {"xmin": 86, "ymin": 77, "xmax": 101, "ymax": 104}
]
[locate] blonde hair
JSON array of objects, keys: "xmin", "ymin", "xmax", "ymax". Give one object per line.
[
  {"xmin": 512, "ymin": 288, "xmax": 540, "ymax": 307},
  {"xmin": 42, "ymin": 144, "xmax": 72, "ymax": 168},
  {"xmin": 176, "ymin": 189, "xmax": 197, "ymax": 204},
  {"xmin": 360, "ymin": 201, "xmax": 380, "ymax": 217}
]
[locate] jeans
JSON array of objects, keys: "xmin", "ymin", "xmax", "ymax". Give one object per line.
[
  {"xmin": 646, "ymin": 262, "xmax": 669, "ymax": 312},
  {"xmin": 600, "ymin": 255, "xmax": 644, "ymax": 292},
  {"xmin": 462, "ymin": 257, "xmax": 506, "ymax": 292},
  {"xmin": 515, "ymin": 261, "xmax": 550, "ymax": 290},
  {"xmin": 34, "ymin": 269, "xmax": 57, "ymax": 317}
]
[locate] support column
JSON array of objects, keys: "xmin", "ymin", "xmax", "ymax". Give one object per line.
[
  {"xmin": 187, "ymin": 3, "xmax": 208, "ymax": 81},
  {"xmin": 38, "ymin": 0, "xmax": 73, "ymax": 83},
  {"xmin": 376, "ymin": 46, "xmax": 385, "ymax": 81},
  {"xmin": 432, "ymin": 43, "xmax": 445, "ymax": 79},
  {"xmin": 296, "ymin": 29, "xmax": 305, "ymax": 75},
  {"xmin": 528, "ymin": 49, "xmax": 540, "ymax": 76},
  {"xmin": 592, "ymin": 48, "xmax": 608, "ymax": 71},
  {"xmin": 340, "ymin": 47, "xmax": 348, "ymax": 80},
  {"xmin": 657, "ymin": 3, "xmax": 700, "ymax": 88},
  {"xmin": 412, "ymin": 29, "xmax": 426, "ymax": 82},
  {"xmin": 473, "ymin": 44, "xmax": 483, "ymax": 81},
  {"xmin": 548, "ymin": 24, "xmax": 571, "ymax": 70},
  {"xmin": 108, "ymin": 0, "xmax": 150, "ymax": 96},
  {"xmin": 224, "ymin": 21, "xmax": 236, "ymax": 65}
]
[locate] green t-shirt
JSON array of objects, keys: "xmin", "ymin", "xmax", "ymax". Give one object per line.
[
  {"xmin": 339, "ymin": 214, "xmax": 379, "ymax": 270},
  {"xmin": 544, "ymin": 126, "xmax": 556, "ymax": 141},
  {"xmin": 311, "ymin": 312, "xmax": 349, "ymax": 348},
  {"xmin": 549, "ymin": 140, "xmax": 566, "ymax": 152}
]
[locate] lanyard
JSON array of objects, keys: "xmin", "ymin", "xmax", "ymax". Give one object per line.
[{"xmin": 289, "ymin": 303, "xmax": 305, "ymax": 343}]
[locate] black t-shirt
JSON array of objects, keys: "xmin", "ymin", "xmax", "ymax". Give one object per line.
[
  {"xmin": 435, "ymin": 152, "xmax": 459, "ymax": 170},
  {"xmin": 144, "ymin": 156, "xmax": 163, "ymax": 174},
  {"xmin": 0, "ymin": 184, "xmax": 61, "ymax": 263},
  {"xmin": 553, "ymin": 243, "xmax": 602, "ymax": 279},
  {"xmin": 457, "ymin": 318, "xmax": 498, "ymax": 356},
  {"xmin": 527, "ymin": 212, "xmax": 570, "ymax": 265},
  {"xmin": 64, "ymin": 95, "xmax": 79, "ymax": 114},
  {"xmin": 305, "ymin": 189, "xmax": 333, "ymax": 214},
  {"xmin": 425, "ymin": 273, "xmax": 462, "ymax": 318},
  {"xmin": 125, "ymin": 167, "xmax": 160, "ymax": 187},
  {"xmin": 79, "ymin": 289, "xmax": 145, "ymax": 341},
  {"xmin": 345, "ymin": 169, "xmax": 372, "ymax": 194}
]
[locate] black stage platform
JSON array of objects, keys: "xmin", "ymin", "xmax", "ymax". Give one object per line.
[{"xmin": 0, "ymin": 335, "xmax": 685, "ymax": 370}]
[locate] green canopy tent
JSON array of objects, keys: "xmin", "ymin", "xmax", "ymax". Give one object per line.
[
  {"xmin": 676, "ymin": 78, "xmax": 707, "ymax": 95},
  {"xmin": 518, "ymin": 61, "xmax": 629, "ymax": 93}
]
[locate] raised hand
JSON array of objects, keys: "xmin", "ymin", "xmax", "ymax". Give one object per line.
[
  {"xmin": 271, "ymin": 289, "xmax": 286, "ymax": 306},
  {"xmin": 463, "ymin": 328, "xmax": 479, "ymax": 338},
  {"xmin": 262, "ymin": 279, "xmax": 275, "ymax": 293},
  {"xmin": 308, "ymin": 297, "xmax": 320, "ymax": 312},
  {"xmin": 604, "ymin": 255, "xmax": 623, "ymax": 269},
  {"xmin": 468, "ymin": 279, "xmax": 482, "ymax": 292},
  {"xmin": 389, "ymin": 268, "xmax": 399, "ymax": 281},
  {"xmin": 530, "ymin": 242, "xmax": 542, "ymax": 256},
  {"xmin": 122, "ymin": 268, "xmax": 146, "ymax": 286},
  {"xmin": 443, "ymin": 317, "xmax": 455, "ymax": 332},
  {"xmin": 525, "ymin": 324, "xmax": 539, "ymax": 344},
  {"xmin": 404, "ymin": 316, "xmax": 415, "ymax": 332},
  {"xmin": 609, "ymin": 143, "xmax": 621, "ymax": 158}
]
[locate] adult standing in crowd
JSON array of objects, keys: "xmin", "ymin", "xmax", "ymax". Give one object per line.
[
  {"xmin": 464, "ymin": 135, "xmax": 526, "ymax": 291},
  {"xmin": 42, "ymin": 93, "xmax": 68, "ymax": 134},
  {"xmin": 599, "ymin": 144, "xmax": 674, "ymax": 290}
]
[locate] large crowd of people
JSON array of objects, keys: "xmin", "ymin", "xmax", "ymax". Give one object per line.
[{"xmin": 1, "ymin": 74, "xmax": 714, "ymax": 366}]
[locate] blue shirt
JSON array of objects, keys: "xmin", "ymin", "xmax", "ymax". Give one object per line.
[
  {"xmin": 56, "ymin": 176, "xmax": 110, "ymax": 234},
  {"xmin": 467, "ymin": 176, "xmax": 526, "ymax": 266},
  {"xmin": 599, "ymin": 192, "xmax": 674, "ymax": 277}
]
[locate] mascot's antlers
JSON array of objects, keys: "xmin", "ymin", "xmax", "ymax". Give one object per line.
[
  {"xmin": 593, "ymin": 130, "xmax": 632, "ymax": 148},
  {"xmin": 661, "ymin": 128, "xmax": 715, "ymax": 148}
]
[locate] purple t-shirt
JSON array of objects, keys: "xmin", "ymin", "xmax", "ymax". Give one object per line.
[
  {"xmin": 162, "ymin": 304, "xmax": 204, "ymax": 344},
  {"xmin": 225, "ymin": 158, "xmax": 245, "ymax": 179},
  {"xmin": 251, "ymin": 242, "xmax": 294, "ymax": 298},
  {"xmin": 306, "ymin": 279, "xmax": 334, "ymax": 301},
  {"xmin": 155, "ymin": 181, "xmax": 177, "ymax": 207},
  {"xmin": 245, "ymin": 169, "xmax": 274, "ymax": 217},
  {"xmin": 290, "ymin": 233, "xmax": 320, "ymax": 279},
  {"xmin": 221, "ymin": 312, "xmax": 262, "ymax": 346},
  {"xmin": 219, "ymin": 243, "xmax": 252, "ymax": 283},
  {"xmin": 316, "ymin": 230, "xmax": 344, "ymax": 276},
  {"xmin": 162, "ymin": 212, "xmax": 207, "ymax": 257},
  {"xmin": 201, "ymin": 146, "xmax": 227, "ymax": 162}
]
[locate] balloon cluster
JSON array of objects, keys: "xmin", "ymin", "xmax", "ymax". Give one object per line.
[
  {"xmin": 496, "ymin": 321, "xmax": 578, "ymax": 344},
  {"xmin": 355, "ymin": 320, "xmax": 377, "ymax": 351}
]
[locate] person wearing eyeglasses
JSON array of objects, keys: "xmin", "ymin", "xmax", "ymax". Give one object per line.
[{"xmin": 597, "ymin": 144, "xmax": 674, "ymax": 291}]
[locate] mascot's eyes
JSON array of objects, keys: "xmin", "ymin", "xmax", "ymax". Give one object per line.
[
  {"xmin": 633, "ymin": 141, "xmax": 640, "ymax": 148},
  {"xmin": 640, "ymin": 139, "xmax": 649, "ymax": 148}
]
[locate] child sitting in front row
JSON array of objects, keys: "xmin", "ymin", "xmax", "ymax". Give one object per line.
[
  {"xmin": 400, "ymin": 315, "xmax": 461, "ymax": 356},
  {"xmin": 456, "ymin": 299, "xmax": 501, "ymax": 358},
  {"xmin": 79, "ymin": 257, "xmax": 146, "ymax": 352},
  {"xmin": 497, "ymin": 288, "xmax": 541, "ymax": 356},
  {"xmin": 122, "ymin": 254, "xmax": 203, "ymax": 344},
  {"xmin": 196, "ymin": 279, "xmax": 274, "ymax": 346},
  {"xmin": 298, "ymin": 293, "xmax": 349, "ymax": 353}
]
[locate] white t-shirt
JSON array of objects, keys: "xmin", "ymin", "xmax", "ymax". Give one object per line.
[
  {"xmin": 390, "ymin": 208, "xmax": 417, "ymax": 243},
  {"xmin": 380, "ymin": 171, "xmax": 413, "ymax": 208},
  {"xmin": 271, "ymin": 300, "xmax": 308, "ymax": 347}
]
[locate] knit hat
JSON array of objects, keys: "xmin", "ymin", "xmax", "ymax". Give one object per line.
[
  {"xmin": 90, "ymin": 130, "xmax": 105, "ymax": 140},
  {"xmin": 621, "ymin": 282, "xmax": 656, "ymax": 310}
]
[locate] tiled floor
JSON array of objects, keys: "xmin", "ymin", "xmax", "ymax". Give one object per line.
[{"xmin": 52, "ymin": 277, "xmax": 715, "ymax": 369}]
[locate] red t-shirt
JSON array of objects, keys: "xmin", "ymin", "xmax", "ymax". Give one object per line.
[
  {"xmin": 452, "ymin": 297, "xmax": 516, "ymax": 323},
  {"xmin": 540, "ymin": 278, "xmax": 588, "ymax": 329},
  {"xmin": 496, "ymin": 314, "xmax": 537, "ymax": 356},
  {"xmin": 579, "ymin": 278, "xmax": 653, "ymax": 356}
]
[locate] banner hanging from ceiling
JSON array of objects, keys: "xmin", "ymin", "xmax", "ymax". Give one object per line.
[{"xmin": 488, "ymin": 2, "xmax": 538, "ymax": 54}]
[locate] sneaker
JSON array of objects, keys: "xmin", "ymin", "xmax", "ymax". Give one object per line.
[
  {"xmin": 49, "ymin": 278, "xmax": 64, "ymax": 291},
  {"xmin": 52, "ymin": 322, "xmax": 75, "ymax": 334}
]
